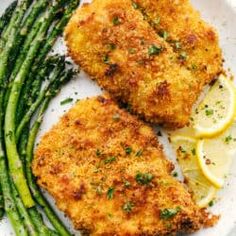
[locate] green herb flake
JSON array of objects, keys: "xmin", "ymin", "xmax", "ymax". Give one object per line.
[
  {"xmin": 135, "ymin": 172, "xmax": 153, "ymax": 185},
  {"xmin": 160, "ymin": 207, "xmax": 181, "ymax": 220},
  {"xmin": 191, "ymin": 148, "xmax": 196, "ymax": 156},
  {"xmin": 205, "ymin": 109, "xmax": 214, "ymax": 116},
  {"xmin": 122, "ymin": 201, "xmax": 134, "ymax": 213},
  {"xmin": 112, "ymin": 16, "xmax": 121, "ymax": 25},
  {"xmin": 135, "ymin": 149, "xmax": 143, "ymax": 157},
  {"xmin": 158, "ymin": 30, "xmax": 168, "ymax": 40},
  {"xmin": 96, "ymin": 149, "xmax": 102, "ymax": 156},
  {"xmin": 179, "ymin": 146, "xmax": 186, "ymax": 154},
  {"xmin": 112, "ymin": 113, "xmax": 120, "ymax": 121},
  {"xmin": 103, "ymin": 55, "xmax": 109, "ymax": 64},
  {"xmin": 148, "ymin": 44, "xmax": 162, "ymax": 56},
  {"xmin": 104, "ymin": 156, "xmax": 116, "ymax": 164},
  {"xmin": 132, "ymin": 1, "xmax": 139, "ymax": 9},
  {"xmin": 175, "ymin": 41, "xmax": 181, "ymax": 49},
  {"xmin": 179, "ymin": 51, "xmax": 188, "ymax": 61},
  {"xmin": 125, "ymin": 146, "xmax": 132, "ymax": 155},
  {"xmin": 124, "ymin": 180, "xmax": 131, "ymax": 188},
  {"xmin": 208, "ymin": 200, "xmax": 214, "ymax": 207},
  {"xmin": 172, "ymin": 172, "xmax": 178, "ymax": 177},
  {"xmin": 107, "ymin": 43, "xmax": 116, "ymax": 51},
  {"xmin": 60, "ymin": 98, "xmax": 73, "ymax": 105},
  {"xmin": 225, "ymin": 135, "xmax": 232, "ymax": 144},
  {"xmin": 107, "ymin": 187, "xmax": 115, "ymax": 200}
]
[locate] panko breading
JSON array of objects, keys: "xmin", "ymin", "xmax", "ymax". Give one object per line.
[
  {"xmin": 133, "ymin": 0, "xmax": 223, "ymax": 85},
  {"xmin": 64, "ymin": 0, "xmax": 203, "ymax": 128},
  {"xmin": 33, "ymin": 95, "xmax": 217, "ymax": 236}
]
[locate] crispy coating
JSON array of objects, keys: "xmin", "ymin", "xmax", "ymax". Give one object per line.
[
  {"xmin": 133, "ymin": 0, "xmax": 223, "ymax": 85},
  {"xmin": 33, "ymin": 95, "xmax": 215, "ymax": 235},
  {"xmin": 64, "ymin": 0, "xmax": 204, "ymax": 128}
]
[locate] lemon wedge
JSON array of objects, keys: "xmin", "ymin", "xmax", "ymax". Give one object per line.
[
  {"xmin": 171, "ymin": 135, "xmax": 217, "ymax": 208},
  {"xmin": 192, "ymin": 75, "xmax": 236, "ymax": 138},
  {"xmin": 197, "ymin": 121, "xmax": 236, "ymax": 188}
]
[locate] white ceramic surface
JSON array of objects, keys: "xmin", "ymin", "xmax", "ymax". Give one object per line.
[{"xmin": 0, "ymin": 0, "xmax": 236, "ymax": 235}]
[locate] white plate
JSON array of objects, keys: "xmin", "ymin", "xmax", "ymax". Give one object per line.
[{"xmin": 0, "ymin": 0, "xmax": 236, "ymax": 235}]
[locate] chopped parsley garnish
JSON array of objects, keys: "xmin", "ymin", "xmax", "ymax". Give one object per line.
[
  {"xmin": 103, "ymin": 55, "xmax": 109, "ymax": 64},
  {"xmin": 135, "ymin": 149, "xmax": 143, "ymax": 157},
  {"xmin": 125, "ymin": 146, "xmax": 132, "ymax": 154},
  {"xmin": 135, "ymin": 172, "xmax": 153, "ymax": 185},
  {"xmin": 96, "ymin": 149, "xmax": 102, "ymax": 156},
  {"xmin": 160, "ymin": 207, "xmax": 181, "ymax": 220},
  {"xmin": 112, "ymin": 16, "xmax": 121, "ymax": 25},
  {"xmin": 225, "ymin": 135, "xmax": 232, "ymax": 144},
  {"xmin": 122, "ymin": 201, "xmax": 134, "ymax": 213},
  {"xmin": 205, "ymin": 109, "xmax": 214, "ymax": 116},
  {"xmin": 132, "ymin": 1, "xmax": 139, "ymax": 9},
  {"xmin": 107, "ymin": 43, "xmax": 116, "ymax": 51},
  {"xmin": 172, "ymin": 172, "xmax": 178, "ymax": 177},
  {"xmin": 107, "ymin": 187, "xmax": 115, "ymax": 200},
  {"xmin": 158, "ymin": 30, "xmax": 168, "ymax": 40},
  {"xmin": 191, "ymin": 148, "xmax": 196, "ymax": 156},
  {"xmin": 175, "ymin": 41, "xmax": 181, "ymax": 49},
  {"xmin": 148, "ymin": 44, "xmax": 162, "ymax": 56},
  {"xmin": 179, "ymin": 146, "xmax": 186, "ymax": 153},
  {"xmin": 208, "ymin": 200, "xmax": 214, "ymax": 207},
  {"xmin": 112, "ymin": 113, "xmax": 120, "ymax": 121},
  {"xmin": 60, "ymin": 97, "xmax": 73, "ymax": 105},
  {"xmin": 104, "ymin": 156, "xmax": 116, "ymax": 164},
  {"xmin": 179, "ymin": 51, "xmax": 188, "ymax": 61},
  {"xmin": 124, "ymin": 180, "xmax": 131, "ymax": 188}
]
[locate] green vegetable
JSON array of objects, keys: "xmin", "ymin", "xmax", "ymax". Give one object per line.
[
  {"xmin": 148, "ymin": 44, "xmax": 162, "ymax": 56},
  {"xmin": 122, "ymin": 201, "xmax": 134, "ymax": 213},
  {"xmin": 60, "ymin": 98, "xmax": 74, "ymax": 106},
  {"xmin": 107, "ymin": 187, "xmax": 115, "ymax": 200},
  {"xmin": 125, "ymin": 146, "xmax": 132, "ymax": 155},
  {"xmin": 160, "ymin": 207, "xmax": 181, "ymax": 220},
  {"xmin": 112, "ymin": 16, "xmax": 121, "ymax": 25},
  {"xmin": 104, "ymin": 156, "xmax": 116, "ymax": 164},
  {"xmin": 135, "ymin": 172, "xmax": 153, "ymax": 185}
]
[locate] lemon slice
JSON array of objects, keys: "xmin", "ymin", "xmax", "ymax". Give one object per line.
[
  {"xmin": 171, "ymin": 135, "xmax": 217, "ymax": 208},
  {"xmin": 197, "ymin": 122, "xmax": 236, "ymax": 188},
  {"xmin": 192, "ymin": 75, "xmax": 236, "ymax": 138}
]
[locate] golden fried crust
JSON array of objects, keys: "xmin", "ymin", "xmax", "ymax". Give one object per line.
[
  {"xmin": 133, "ymin": 0, "xmax": 223, "ymax": 85},
  {"xmin": 33, "ymin": 95, "xmax": 213, "ymax": 235},
  {"xmin": 64, "ymin": 0, "xmax": 203, "ymax": 128}
]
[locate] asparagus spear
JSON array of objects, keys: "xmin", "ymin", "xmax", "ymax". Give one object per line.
[
  {"xmin": 17, "ymin": 0, "xmax": 81, "ymax": 114},
  {"xmin": 11, "ymin": 181, "xmax": 38, "ymax": 236},
  {"xmin": 0, "ymin": 0, "xmax": 17, "ymax": 36},
  {"xmin": 4, "ymin": 0, "xmax": 67, "ymax": 208},
  {"xmin": 8, "ymin": 0, "xmax": 48, "ymax": 73},
  {"xmin": 25, "ymin": 69, "xmax": 74, "ymax": 236},
  {"xmin": 16, "ymin": 56, "xmax": 66, "ymax": 141}
]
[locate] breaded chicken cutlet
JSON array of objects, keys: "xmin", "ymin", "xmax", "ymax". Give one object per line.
[
  {"xmin": 132, "ymin": 0, "xmax": 223, "ymax": 85},
  {"xmin": 33, "ymin": 95, "xmax": 217, "ymax": 236},
  {"xmin": 64, "ymin": 0, "xmax": 203, "ymax": 128}
]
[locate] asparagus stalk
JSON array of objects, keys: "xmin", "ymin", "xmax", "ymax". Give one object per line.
[
  {"xmin": 8, "ymin": 0, "xmax": 48, "ymax": 73},
  {"xmin": 4, "ymin": 0, "xmax": 66, "ymax": 208},
  {"xmin": 16, "ymin": 56, "xmax": 66, "ymax": 141},
  {"xmin": 16, "ymin": 0, "xmax": 79, "ymax": 127},
  {"xmin": 0, "ymin": 0, "xmax": 17, "ymax": 36},
  {"xmin": 7, "ymin": 0, "xmax": 50, "ymax": 86},
  {"xmin": 25, "ymin": 69, "xmax": 74, "ymax": 236},
  {"xmin": 11, "ymin": 181, "xmax": 38, "ymax": 236}
]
